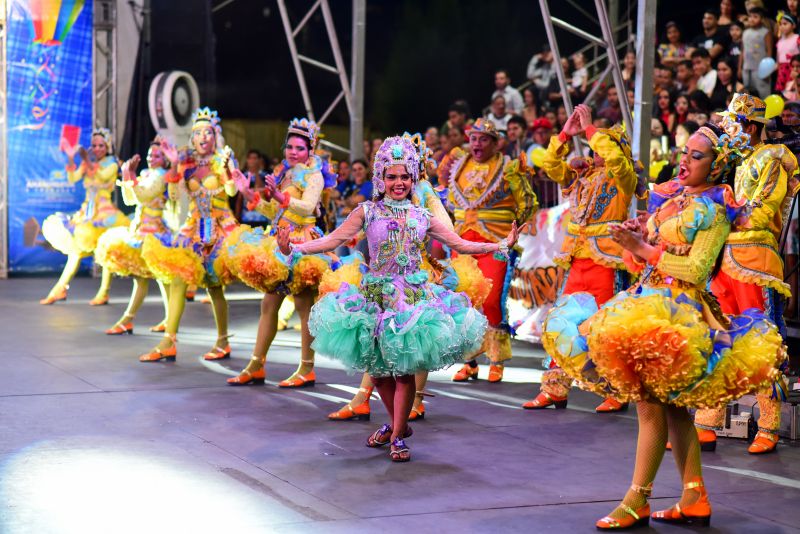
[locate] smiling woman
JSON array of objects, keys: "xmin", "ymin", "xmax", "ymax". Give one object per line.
[{"xmin": 275, "ymin": 135, "xmax": 520, "ymax": 462}]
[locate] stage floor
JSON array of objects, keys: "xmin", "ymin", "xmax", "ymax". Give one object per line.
[{"xmin": 2, "ymin": 276, "xmax": 799, "ymax": 533}]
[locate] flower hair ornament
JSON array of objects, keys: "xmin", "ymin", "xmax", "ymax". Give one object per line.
[
  {"xmin": 91, "ymin": 127, "xmax": 114, "ymax": 154},
  {"xmin": 286, "ymin": 117, "xmax": 320, "ymax": 150},
  {"xmin": 402, "ymin": 131, "xmax": 437, "ymax": 180},
  {"xmin": 372, "ymin": 136, "xmax": 421, "ymax": 199},
  {"xmin": 696, "ymin": 125, "xmax": 751, "ymax": 182}
]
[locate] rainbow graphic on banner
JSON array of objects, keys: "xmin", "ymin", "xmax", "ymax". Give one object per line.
[
  {"xmin": 29, "ymin": 0, "xmax": 86, "ymax": 46},
  {"xmin": 7, "ymin": 0, "xmax": 94, "ymax": 272}
]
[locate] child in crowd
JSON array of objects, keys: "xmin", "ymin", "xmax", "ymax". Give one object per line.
[
  {"xmin": 783, "ymin": 53, "xmax": 800, "ymax": 99},
  {"xmin": 742, "ymin": 7, "xmax": 774, "ymax": 97},
  {"xmin": 776, "ymin": 14, "xmax": 800, "ymax": 90}
]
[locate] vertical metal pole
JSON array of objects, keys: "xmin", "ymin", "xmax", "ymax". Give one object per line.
[
  {"xmin": 277, "ymin": 0, "xmax": 315, "ymax": 121},
  {"xmin": 538, "ymin": 0, "xmax": 574, "ymax": 116},
  {"xmin": 632, "ymin": 0, "xmax": 656, "ymax": 192},
  {"xmin": 349, "ymin": 0, "xmax": 365, "ymax": 159},
  {"xmin": 594, "ymin": 0, "xmax": 633, "ymax": 134},
  {"xmin": 538, "ymin": 0, "xmax": 581, "ymax": 157},
  {"xmin": 319, "ymin": 0, "xmax": 352, "ymax": 114}
]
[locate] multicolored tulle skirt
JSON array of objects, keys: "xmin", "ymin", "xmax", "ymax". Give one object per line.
[
  {"xmin": 42, "ymin": 209, "xmax": 129, "ymax": 256},
  {"xmin": 141, "ymin": 230, "xmax": 234, "ymax": 288},
  {"xmin": 310, "ymin": 268, "xmax": 488, "ymax": 377},
  {"xmin": 222, "ymin": 224, "xmax": 333, "ymax": 295},
  {"xmin": 95, "ymin": 227, "xmax": 164, "ymax": 278},
  {"xmin": 543, "ymin": 285, "xmax": 786, "ymax": 408}
]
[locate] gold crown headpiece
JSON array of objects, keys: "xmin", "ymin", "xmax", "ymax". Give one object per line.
[
  {"xmin": 287, "ymin": 117, "xmax": 320, "ymax": 148},
  {"xmin": 191, "ymin": 107, "xmax": 220, "ymax": 130}
]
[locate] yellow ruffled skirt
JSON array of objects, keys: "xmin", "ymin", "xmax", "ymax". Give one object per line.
[
  {"xmin": 223, "ymin": 224, "xmax": 331, "ymax": 295},
  {"xmin": 543, "ymin": 286, "xmax": 786, "ymax": 408}
]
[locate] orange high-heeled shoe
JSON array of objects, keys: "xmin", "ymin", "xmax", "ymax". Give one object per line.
[
  {"xmin": 89, "ymin": 295, "xmax": 109, "ymax": 306},
  {"xmin": 278, "ymin": 369, "xmax": 316, "ymax": 388},
  {"xmin": 328, "ymin": 387, "xmax": 372, "ymax": 421},
  {"xmin": 667, "ymin": 427, "xmax": 717, "ymax": 452},
  {"xmin": 748, "ymin": 430, "xmax": 779, "ymax": 454},
  {"xmin": 105, "ymin": 321, "xmax": 134, "ymax": 335},
  {"xmin": 596, "ymin": 484, "xmax": 651, "ymax": 530},
  {"xmin": 651, "ymin": 479, "xmax": 711, "ymax": 526},
  {"xmin": 452, "ymin": 363, "xmax": 479, "ymax": 382},
  {"xmin": 227, "ymin": 356, "xmax": 266, "ymax": 385},
  {"xmin": 40, "ymin": 287, "xmax": 68, "ymax": 305},
  {"xmin": 202, "ymin": 345, "xmax": 231, "ymax": 361},
  {"xmin": 522, "ymin": 391, "xmax": 568, "ymax": 409},
  {"xmin": 139, "ymin": 335, "xmax": 177, "ymax": 362},
  {"xmin": 488, "ymin": 364, "xmax": 504, "ymax": 383},
  {"xmin": 408, "ymin": 391, "xmax": 426, "ymax": 421},
  {"xmin": 149, "ymin": 322, "xmax": 166, "ymax": 333},
  {"xmin": 596, "ymin": 398, "xmax": 629, "ymax": 413}
]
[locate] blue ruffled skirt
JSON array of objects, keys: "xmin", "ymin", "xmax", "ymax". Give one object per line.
[{"xmin": 309, "ymin": 270, "xmax": 487, "ymax": 377}]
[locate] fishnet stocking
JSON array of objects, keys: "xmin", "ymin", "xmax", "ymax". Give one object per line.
[
  {"xmin": 607, "ymin": 399, "xmax": 667, "ymax": 520},
  {"xmin": 667, "ymin": 405, "xmax": 703, "ymax": 507}
]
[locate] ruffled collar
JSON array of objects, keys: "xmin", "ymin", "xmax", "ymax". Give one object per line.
[{"xmin": 647, "ymin": 179, "xmax": 744, "ymax": 223}]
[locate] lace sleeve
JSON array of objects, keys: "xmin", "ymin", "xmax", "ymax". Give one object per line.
[
  {"xmin": 427, "ymin": 217, "xmax": 499, "ymax": 255},
  {"xmin": 293, "ymin": 206, "xmax": 365, "ymax": 255}
]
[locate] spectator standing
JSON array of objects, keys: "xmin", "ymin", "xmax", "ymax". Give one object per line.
[
  {"xmin": 786, "ymin": 0, "xmax": 800, "ymax": 21},
  {"xmin": 689, "ymin": 8, "xmax": 730, "ymax": 60},
  {"xmin": 712, "ymin": 56, "xmax": 745, "ymax": 110},
  {"xmin": 492, "ymin": 69, "xmax": 524, "ymax": 114},
  {"xmin": 727, "ymin": 20, "xmax": 744, "ymax": 64},
  {"xmin": 504, "ymin": 115, "xmax": 532, "ymax": 158},
  {"xmin": 676, "ymin": 59, "xmax": 698, "ymax": 92},
  {"xmin": 529, "ymin": 117, "xmax": 554, "ymax": 148},
  {"xmin": 570, "ymin": 52, "xmax": 588, "ymax": 100},
  {"xmin": 597, "ymin": 86, "xmax": 623, "ymax": 124},
  {"xmin": 333, "ymin": 160, "xmax": 353, "ymax": 204},
  {"xmin": 527, "ymin": 45, "xmax": 556, "ymax": 108},
  {"xmin": 655, "ymin": 65, "xmax": 677, "ymax": 93},
  {"xmin": 658, "ymin": 21, "xmax": 688, "ymax": 68},
  {"xmin": 741, "ymin": 7, "xmax": 774, "ymax": 97},
  {"xmin": 441, "ymin": 100, "xmax": 471, "ymax": 136},
  {"xmin": 556, "ymin": 105, "xmax": 569, "ymax": 131},
  {"xmin": 776, "ymin": 14, "xmax": 800, "ymax": 91},
  {"xmin": 621, "ymin": 51, "xmax": 637, "ymax": 90},
  {"xmin": 234, "ymin": 149, "xmax": 270, "ymax": 228},
  {"xmin": 522, "ymin": 87, "xmax": 539, "ymax": 126},
  {"xmin": 654, "ymin": 89, "xmax": 677, "ymax": 134},
  {"xmin": 783, "ymin": 53, "xmax": 800, "ymax": 99},
  {"xmin": 719, "ymin": 0, "xmax": 736, "ymax": 27},
  {"xmin": 692, "ymin": 48, "xmax": 718, "ymax": 97},
  {"xmin": 487, "ymin": 95, "xmax": 513, "ymax": 132},
  {"xmin": 340, "ymin": 159, "xmax": 372, "ymax": 216},
  {"xmin": 674, "ymin": 92, "xmax": 690, "ymax": 124}
]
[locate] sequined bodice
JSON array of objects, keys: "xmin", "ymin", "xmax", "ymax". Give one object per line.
[{"xmin": 364, "ymin": 199, "xmax": 431, "ymax": 276}]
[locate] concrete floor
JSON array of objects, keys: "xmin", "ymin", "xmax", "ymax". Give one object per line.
[{"xmin": 1, "ymin": 276, "xmax": 799, "ymax": 534}]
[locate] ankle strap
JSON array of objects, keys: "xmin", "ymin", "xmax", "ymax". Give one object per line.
[
  {"xmin": 359, "ymin": 387, "xmax": 373, "ymax": 394},
  {"xmin": 250, "ymin": 354, "xmax": 266, "ymax": 362},
  {"xmin": 630, "ymin": 483, "xmax": 653, "ymax": 497},
  {"xmin": 683, "ymin": 479, "xmax": 704, "ymax": 491},
  {"xmin": 301, "ymin": 359, "xmax": 314, "ymax": 364},
  {"xmin": 164, "ymin": 334, "xmax": 177, "ymax": 343}
]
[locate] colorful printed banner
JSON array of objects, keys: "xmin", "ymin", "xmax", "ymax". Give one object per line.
[{"xmin": 7, "ymin": 0, "xmax": 94, "ymax": 272}]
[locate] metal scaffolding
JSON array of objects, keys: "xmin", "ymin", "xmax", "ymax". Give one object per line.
[
  {"xmin": 276, "ymin": 0, "xmax": 365, "ymax": 158},
  {"xmin": 93, "ymin": 0, "xmax": 117, "ymax": 138},
  {"xmin": 537, "ymin": 0, "xmax": 654, "ymax": 173},
  {"xmin": 0, "ymin": 1, "xmax": 7, "ymax": 278}
]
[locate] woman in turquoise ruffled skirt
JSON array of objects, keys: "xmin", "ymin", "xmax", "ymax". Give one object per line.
[{"xmin": 277, "ymin": 136, "xmax": 519, "ymax": 462}]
